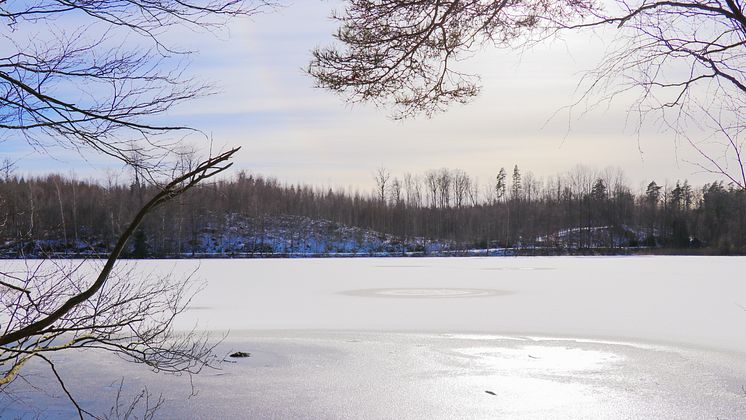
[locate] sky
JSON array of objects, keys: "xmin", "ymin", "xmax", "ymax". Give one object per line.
[{"xmin": 3, "ymin": 1, "xmax": 722, "ymax": 193}]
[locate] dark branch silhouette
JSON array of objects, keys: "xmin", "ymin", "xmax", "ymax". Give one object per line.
[
  {"xmin": 308, "ymin": 0, "xmax": 597, "ymax": 119},
  {"xmin": 0, "ymin": 1, "xmax": 269, "ymax": 416},
  {"xmin": 1, "ymin": 1, "xmax": 274, "ymax": 172},
  {"xmin": 310, "ymin": 0, "xmax": 746, "ymax": 187},
  {"xmin": 0, "ymin": 148, "xmax": 239, "ymax": 417}
]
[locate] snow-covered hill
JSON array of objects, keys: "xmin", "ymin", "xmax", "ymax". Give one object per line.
[
  {"xmin": 192, "ymin": 214, "xmax": 449, "ymax": 257},
  {"xmin": 0, "ymin": 214, "xmax": 456, "ymax": 258}
]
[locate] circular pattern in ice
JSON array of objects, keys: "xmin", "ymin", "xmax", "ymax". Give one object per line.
[{"xmin": 340, "ymin": 288, "xmax": 510, "ymax": 298}]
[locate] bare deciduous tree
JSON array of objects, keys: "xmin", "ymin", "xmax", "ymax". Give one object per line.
[
  {"xmin": 309, "ymin": 0, "xmax": 595, "ymax": 119},
  {"xmin": 1, "ymin": 0, "xmax": 271, "ymax": 416},
  {"xmin": 452, "ymin": 169, "xmax": 471, "ymax": 208},
  {"xmin": 1, "ymin": 0, "xmax": 272, "ymax": 174},
  {"xmin": 0, "ymin": 148, "xmax": 239, "ymax": 418},
  {"xmin": 310, "ymin": 0, "xmax": 746, "ymax": 188},
  {"xmin": 566, "ymin": 1, "xmax": 746, "ymax": 188},
  {"xmin": 374, "ymin": 167, "xmax": 391, "ymax": 202}
]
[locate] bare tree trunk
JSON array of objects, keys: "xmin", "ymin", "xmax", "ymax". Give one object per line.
[{"xmin": 54, "ymin": 179, "xmax": 68, "ymax": 246}]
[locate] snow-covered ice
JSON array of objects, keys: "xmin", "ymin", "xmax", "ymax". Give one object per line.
[
  {"xmin": 174, "ymin": 256, "xmax": 746, "ymax": 351},
  {"xmin": 3, "ymin": 256, "xmax": 746, "ymax": 418}
]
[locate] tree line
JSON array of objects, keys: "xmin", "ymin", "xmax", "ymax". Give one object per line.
[{"xmin": 1, "ymin": 164, "xmax": 745, "ymax": 256}]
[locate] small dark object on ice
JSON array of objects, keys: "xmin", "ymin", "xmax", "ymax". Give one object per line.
[
  {"xmin": 229, "ymin": 351, "xmax": 251, "ymax": 358},
  {"xmin": 528, "ymin": 354, "xmax": 539, "ymax": 359},
  {"xmin": 485, "ymin": 390, "xmax": 496, "ymax": 396}
]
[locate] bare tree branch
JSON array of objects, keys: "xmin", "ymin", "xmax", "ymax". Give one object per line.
[
  {"xmin": 311, "ymin": 1, "xmax": 746, "ymax": 188},
  {"xmin": 1, "ymin": 1, "xmax": 274, "ymax": 171}
]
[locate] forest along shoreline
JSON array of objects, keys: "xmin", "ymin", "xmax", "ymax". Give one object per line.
[
  {"xmin": 2, "ymin": 245, "xmax": 736, "ymax": 259},
  {"xmin": 2, "ymin": 168, "xmax": 744, "ymax": 258}
]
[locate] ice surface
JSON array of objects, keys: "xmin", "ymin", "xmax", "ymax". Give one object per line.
[
  {"xmin": 3, "ymin": 256, "xmax": 746, "ymax": 418},
  {"xmin": 169, "ymin": 256, "xmax": 746, "ymax": 352},
  {"xmin": 5, "ymin": 332, "xmax": 746, "ymax": 419}
]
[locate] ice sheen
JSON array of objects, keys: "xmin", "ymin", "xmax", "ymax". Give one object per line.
[{"xmin": 2, "ymin": 256, "xmax": 746, "ymax": 418}]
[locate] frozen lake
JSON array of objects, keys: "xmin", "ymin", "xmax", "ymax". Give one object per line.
[
  {"xmin": 174, "ymin": 256, "xmax": 746, "ymax": 351},
  {"xmin": 4, "ymin": 256, "xmax": 746, "ymax": 418}
]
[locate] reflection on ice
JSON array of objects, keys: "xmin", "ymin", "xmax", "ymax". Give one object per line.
[
  {"xmin": 3, "ymin": 331, "xmax": 746, "ymax": 419},
  {"xmin": 456, "ymin": 344, "xmax": 622, "ymax": 373},
  {"xmin": 447, "ymin": 343, "xmax": 625, "ymax": 416}
]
